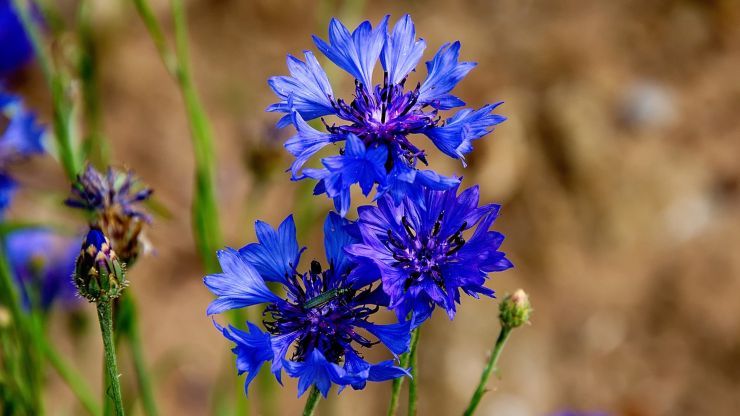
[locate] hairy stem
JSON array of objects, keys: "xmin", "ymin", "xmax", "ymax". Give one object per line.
[
  {"xmin": 97, "ymin": 301, "xmax": 125, "ymax": 416},
  {"xmin": 463, "ymin": 326, "xmax": 512, "ymax": 416}
]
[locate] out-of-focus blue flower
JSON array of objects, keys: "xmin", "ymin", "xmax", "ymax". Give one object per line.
[
  {"xmin": 205, "ymin": 213, "xmax": 411, "ymax": 397},
  {"xmin": 0, "ymin": 90, "xmax": 45, "ymax": 215},
  {"xmin": 6, "ymin": 228, "xmax": 80, "ymax": 311},
  {"xmin": 0, "ymin": 0, "xmax": 34, "ymax": 77},
  {"xmin": 269, "ymin": 14, "xmax": 506, "ymax": 215},
  {"xmin": 347, "ymin": 185, "xmax": 512, "ymax": 323}
]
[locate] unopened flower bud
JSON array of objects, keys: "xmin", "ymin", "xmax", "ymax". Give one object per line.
[
  {"xmin": 73, "ymin": 228, "xmax": 127, "ymax": 302},
  {"xmin": 499, "ymin": 289, "xmax": 532, "ymax": 329}
]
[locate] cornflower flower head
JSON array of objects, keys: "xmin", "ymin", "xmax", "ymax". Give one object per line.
[
  {"xmin": 268, "ymin": 14, "xmax": 506, "ymax": 215},
  {"xmin": 347, "ymin": 185, "xmax": 513, "ymax": 323},
  {"xmin": 6, "ymin": 228, "xmax": 80, "ymax": 311},
  {"xmin": 65, "ymin": 164, "xmax": 153, "ymax": 264},
  {"xmin": 0, "ymin": 0, "xmax": 34, "ymax": 77},
  {"xmin": 205, "ymin": 213, "xmax": 411, "ymax": 397},
  {"xmin": 0, "ymin": 90, "xmax": 45, "ymax": 215}
]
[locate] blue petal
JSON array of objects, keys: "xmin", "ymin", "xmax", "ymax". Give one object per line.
[
  {"xmin": 284, "ymin": 112, "xmax": 343, "ymax": 179},
  {"xmin": 341, "ymin": 351, "xmax": 371, "ymax": 390},
  {"xmin": 312, "ymin": 16, "xmax": 389, "ymax": 88},
  {"xmin": 357, "ymin": 319, "xmax": 412, "ymax": 356},
  {"xmin": 380, "ymin": 15, "xmax": 426, "ymax": 85},
  {"xmin": 214, "ymin": 320, "xmax": 274, "ymax": 395},
  {"xmin": 267, "ymin": 51, "xmax": 336, "ymax": 127},
  {"xmin": 0, "ymin": 173, "xmax": 16, "ymax": 217},
  {"xmin": 305, "ymin": 135, "xmax": 388, "ymax": 217},
  {"xmin": 367, "ymin": 361, "xmax": 411, "ymax": 382},
  {"xmin": 418, "ymin": 41, "xmax": 476, "ymax": 109},
  {"xmin": 0, "ymin": 3, "xmax": 34, "ymax": 76},
  {"xmin": 283, "ymin": 349, "xmax": 345, "ymax": 398},
  {"xmin": 1, "ymin": 93, "xmax": 46, "ymax": 160},
  {"xmin": 323, "ymin": 212, "xmax": 359, "ymax": 276},
  {"xmin": 379, "ymin": 162, "xmax": 459, "ymax": 205},
  {"xmin": 425, "ymin": 103, "xmax": 506, "ymax": 165},
  {"xmin": 239, "ymin": 215, "xmax": 303, "ymax": 284},
  {"xmin": 269, "ymin": 331, "xmax": 300, "ymax": 383},
  {"xmin": 204, "ymin": 248, "xmax": 281, "ymax": 315}
]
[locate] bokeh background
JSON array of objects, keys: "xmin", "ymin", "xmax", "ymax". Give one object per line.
[{"xmin": 6, "ymin": 0, "xmax": 740, "ymax": 414}]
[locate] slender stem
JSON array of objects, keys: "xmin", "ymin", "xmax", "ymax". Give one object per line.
[
  {"xmin": 11, "ymin": 0, "xmax": 80, "ymax": 180},
  {"xmin": 131, "ymin": 0, "xmax": 221, "ymax": 273},
  {"xmin": 170, "ymin": 0, "xmax": 221, "ymax": 273},
  {"xmin": 407, "ymin": 328, "xmax": 421, "ymax": 416},
  {"xmin": 302, "ymin": 386, "xmax": 321, "ymax": 416},
  {"xmin": 97, "ymin": 301, "xmax": 125, "ymax": 416},
  {"xmin": 387, "ymin": 328, "xmax": 420, "ymax": 416},
  {"xmin": 0, "ymin": 245, "xmax": 38, "ymax": 412},
  {"xmin": 463, "ymin": 326, "xmax": 513, "ymax": 416}
]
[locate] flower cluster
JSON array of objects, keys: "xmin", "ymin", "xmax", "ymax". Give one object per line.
[
  {"xmin": 269, "ymin": 14, "xmax": 505, "ymax": 215},
  {"xmin": 0, "ymin": 90, "xmax": 45, "ymax": 215},
  {"xmin": 207, "ymin": 14, "xmax": 513, "ymax": 400}
]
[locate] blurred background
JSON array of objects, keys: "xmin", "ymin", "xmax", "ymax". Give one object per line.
[{"xmin": 5, "ymin": 0, "xmax": 740, "ymax": 414}]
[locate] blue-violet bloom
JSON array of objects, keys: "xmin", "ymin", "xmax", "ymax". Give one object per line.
[
  {"xmin": 6, "ymin": 228, "xmax": 80, "ymax": 311},
  {"xmin": 347, "ymin": 185, "xmax": 513, "ymax": 323},
  {"xmin": 268, "ymin": 14, "xmax": 506, "ymax": 215},
  {"xmin": 0, "ymin": 0, "xmax": 34, "ymax": 77},
  {"xmin": 205, "ymin": 213, "xmax": 411, "ymax": 397},
  {"xmin": 0, "ymin": 90, "xmax": 45, "ymax": 215}
]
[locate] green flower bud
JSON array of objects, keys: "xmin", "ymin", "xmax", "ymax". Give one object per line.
[
  {"xmin": 73, "ymin": 228, "xmax": 127, "ymax": 302},
  {"xmin": 499, "ymin": 289, "xmax": 532, "ymax": 329}
]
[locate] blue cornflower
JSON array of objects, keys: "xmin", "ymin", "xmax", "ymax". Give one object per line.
[
  {"xmin": 6, "ymin": 228, "xmax": 80, "ymax": 311},
  {"xmin": 269, "ymin": 14, "xmax": 506, "ymax": 215},
  {"xmin": 0, "ymin": 0, "xmax": 34, "ymax": 77},
  {"xmin": 205, "ymin": 213, "xmax": 411, "ymax": 397},
  {"xmin": 347, "ymin": 185, "xmax": 513, "ymax": 323},
  {"xmin": 0, "ymin": 90, "xmax": 45, "ymax": 215}
]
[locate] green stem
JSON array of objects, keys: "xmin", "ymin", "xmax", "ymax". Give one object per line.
[
  {"xmin": 302, "ymin": 386, "xmax": 321, "ymax": 416},
  {"xmin": 131, "ymin": 0, "xmax": 221, "ymax": 273},
  {"xmin": 171, "ymin": 0, "xmax": 221, "ymax": 273},
  {"xmin": 387, "ymin": 328, "xmax": 420, "ymax": 416},
  {"xmin": 463, "ymin": 326, "xmax": 513, "ymax": 416},
  {"xmin": 407, "ymin": 328, "xmax": 421, "ymax": 416},
  {"xmin": 97, "ymin": 301, "xmax": 125, "ymax": 416},
  {"xmin": 11, "ymin": 0, "xmax": 80, "ymax": 180},
  {"xmin": 0, "ymin": 245, "xmax": 38, "ymax": 412}
]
